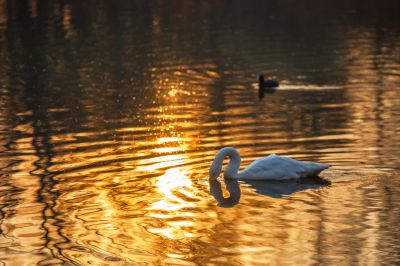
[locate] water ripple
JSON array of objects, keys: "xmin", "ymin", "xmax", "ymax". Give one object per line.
[{"xmin": 1, "ymin": 1, "xmax": 400, "ymax": 265}]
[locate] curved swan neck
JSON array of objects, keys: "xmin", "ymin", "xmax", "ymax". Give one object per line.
[{"xmin": 210, "ymin": 147, "xmax": 241, "ymax": 179}]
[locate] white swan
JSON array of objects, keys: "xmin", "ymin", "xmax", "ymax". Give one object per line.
[{"xmin": 209, "ymin": 147, "xmax": 329, "ymax": 180}]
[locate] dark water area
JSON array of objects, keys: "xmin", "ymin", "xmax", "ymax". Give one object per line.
[{"xmin": 0, "ymin": 0, "xmax": 400, "ymax": 265}]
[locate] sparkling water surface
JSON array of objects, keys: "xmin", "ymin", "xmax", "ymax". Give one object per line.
[{"xmin": 0, "ymin": 1, "xmax": 400, "ymax": 265}]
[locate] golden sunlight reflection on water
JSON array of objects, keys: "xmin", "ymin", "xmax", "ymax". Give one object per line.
[{"xmin": 149, "ymin": 168, "xmax": 198, "ymax": 239}]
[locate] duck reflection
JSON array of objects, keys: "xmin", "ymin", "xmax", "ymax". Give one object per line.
[
  {"xmin": 258, "ymin": 87, "xmax": 277, "ymax": 100},
  {"xmin": 209, "ymin": 177, "xmax": 330, "ymax": 207}
]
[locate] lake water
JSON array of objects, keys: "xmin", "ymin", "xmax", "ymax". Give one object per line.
[{"xmin": 1, "ymin": 1, "xmax": 400, "ymax": 265}]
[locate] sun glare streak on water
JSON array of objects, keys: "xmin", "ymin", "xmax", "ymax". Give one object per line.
[{"xmin": 0, "ymin": 0, "xmax": 400, "ymax": 265}]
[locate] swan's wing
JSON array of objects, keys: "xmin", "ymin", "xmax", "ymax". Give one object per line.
[
  {"xmin": 239, "ymin": 155, "xmax": 297, "ymax": 180},
  {"xmin": 238, "ymin": 154, "xmax": 328, "ymax": 180}
]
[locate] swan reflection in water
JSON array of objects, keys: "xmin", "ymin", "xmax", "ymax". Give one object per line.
[
  {"xmin": 209, "ymin": 177, "xmax": 330, "ymax": 208},
  {"xmin": 209, "ymin": 178, "xmax": 241, "ymax": 208}
]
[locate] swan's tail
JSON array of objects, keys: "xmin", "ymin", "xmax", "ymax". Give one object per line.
[{"xmin": 302, "ymin": 162, "xmax": 329, "ymax": 178}]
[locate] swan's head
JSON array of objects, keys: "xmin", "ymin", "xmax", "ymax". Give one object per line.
[{"xmin": 209, "ymin": 160, "xmax": 222, "ymax": 179}]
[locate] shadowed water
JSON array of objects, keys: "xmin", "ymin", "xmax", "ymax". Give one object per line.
[{"xmin": 0, "ymin": 0, "xmax": 400, "ymax": 265}]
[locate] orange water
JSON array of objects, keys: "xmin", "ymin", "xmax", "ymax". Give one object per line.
[{"xmin": 0, "ymin": 1, "xmax": 400, "ymax": 265}]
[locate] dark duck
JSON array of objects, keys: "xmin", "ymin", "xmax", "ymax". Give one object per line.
[
  {"xmin": 258, "ymin": 75, "xmax": 279, "ymax": 99},
  {"xmin": 259, "ymin": 75, "xmax": 279, "ymax": 89}
]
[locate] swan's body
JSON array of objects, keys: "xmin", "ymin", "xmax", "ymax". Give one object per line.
[{"xmin": 209, "ymin": 147, "xmax": 329, "ymax": 180}]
